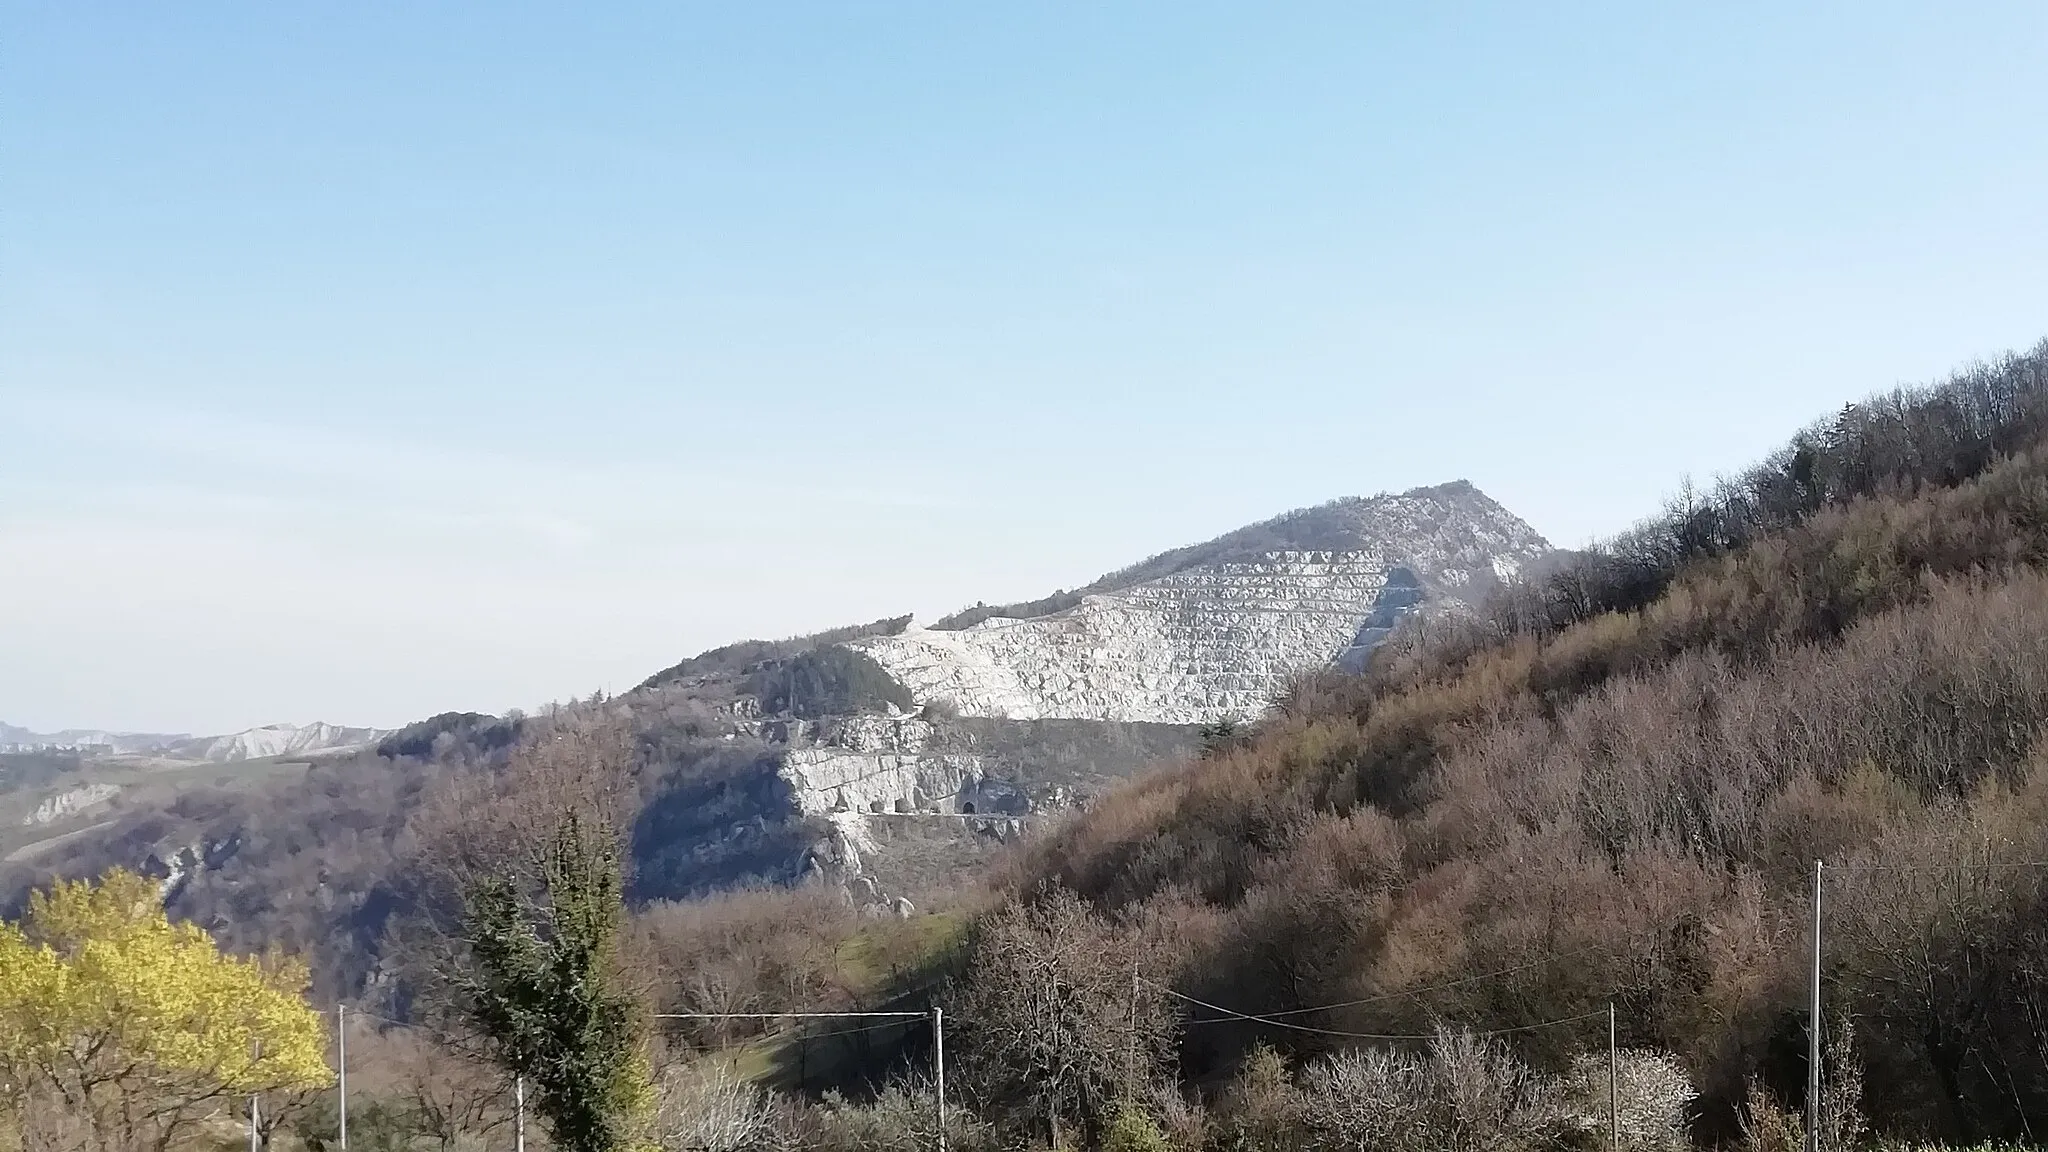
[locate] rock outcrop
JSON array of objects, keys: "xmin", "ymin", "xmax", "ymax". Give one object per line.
[
  {"xmin": 780, "ymin": 716, "xmax": 980, "ymax": 816},
  {"xmin": 22, "ymin": 784, "xmax": 120, "ymax": 827}
]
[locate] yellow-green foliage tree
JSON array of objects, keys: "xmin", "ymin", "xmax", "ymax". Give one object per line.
[{"xmin": 0, "ymin": 869, "xmax": 332, "ymax": 1152}]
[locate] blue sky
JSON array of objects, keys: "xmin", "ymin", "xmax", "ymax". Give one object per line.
[{"xmin": 6, "ymin": 3, "xmax": 2047, "ymax": 734}]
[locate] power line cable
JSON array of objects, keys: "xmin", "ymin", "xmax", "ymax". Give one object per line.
[
  {"xmin": 350, "ymin": 1004, "xmax": 922, "ymax": 1060},
  {"xmin": 1153, "ymin": 981, "xmax": 1606, "ymax": 1040},
  {"xmin": 1240, "ymin": 943, "xmax": 1610, "ymax": 1018},
  {"xmin": 1822, "ymin": 860, "xmax": 2048, "ymax": 871},
  {"xmin": 650, "ymin": 1010, "xmax": 930, "ymax": 1020},
  {"xmin": 790, "ymin": 1017, "xmax": 927, "ymax": 1042}
]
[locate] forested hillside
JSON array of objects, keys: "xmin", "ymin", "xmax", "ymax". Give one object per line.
[
  {"xmin": 989, "ymin": 341, "xmax": 2048, "ymax": 1142},
  {"xmin": 0, "ymin": 678, "xmax": 1188, "ymax": 1005},
  {"xmin": 0, "ymin": 687, "xmax": 801, "ymax": 999}
]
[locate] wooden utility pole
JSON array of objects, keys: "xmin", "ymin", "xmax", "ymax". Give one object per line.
[
  {"xmin": 1609, "ymin": 1002, "xmax": 1620, "ymax": 1152},
  {"xmin": 249, "ymin": 1040, "xmax": 263, "ymax": 1152},
  {"xmin": 1126, "ymin": 946, "xmax": 1141, "ymax": 1102},
  {"xmin": 933, "ymin": 1008, "xmax": 947, "ymax": 1152},
  {"xmin": 337, "ymin": 1005, "xmax": 348, "ymax": 1152},
  {"xmin": 1807, "ymin": 860, "xmax": 1823, "ymax": 1152}
]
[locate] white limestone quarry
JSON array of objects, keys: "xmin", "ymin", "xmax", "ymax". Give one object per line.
[
  {"xmin": 848, "ymin": 484, "xmax": 1551, "ymax": 724},
  {"xmin": 850, "ymin": 553, "xmax": 1373, "ymax": 723},
  {"xmin": 144, "ymin": 838, "xmax": 240, "ymax": 901}
]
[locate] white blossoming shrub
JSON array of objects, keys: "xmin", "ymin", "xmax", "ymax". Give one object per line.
[
  {"xmin": 1252, "ymin": 1029, "xmax": 1698, "ymax": 1152},
  {"xmin": 808, "ymin": 1079, "xmax": 1001, "ymax": 1152},
  {"xmin": 1293, "ymin": 1026, "xmax": 1563, "ymax": 1152},
  {"xmin": 1297, "ymin": 1044, "xmax": 1434, "ymax": 1152},
  {"xmin": 652, "ymin": 1063, "xmax": 782, "ymax": 1152},
  {"xmin": 1557, "ymin": 1048, "xmax": 1697, "ymax": 1152}
]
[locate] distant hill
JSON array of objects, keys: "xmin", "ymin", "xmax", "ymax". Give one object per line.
[
  {"xmin": 638, "ymin": 615, "xmax": 913, "ymax": 690},
  {"xmin": 0, "ymin": 723, "xmax": 189, "ymax": 755},
  {"xmin": 0, "ymin": 720, "xmax": 381, "ymax": 762}
]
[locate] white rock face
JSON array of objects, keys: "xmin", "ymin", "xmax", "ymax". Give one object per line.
[
  {"xmin": 820, "ymin": 810, "xmax": 879, "ymax": 879},
  {"xmin": 781, "ymin": 716, "xmax": 1037, "ymax": 887},
  {"xmin": 851, "ymin": 484, "xmax": 1551, "ymax": 724},
  {"xmin": 181, "ymin": 722, "xmax": 386, "ymax": 762},
  {"xmin": 23, "ymin": 783, "xmax": 120, "ymax": 826},
  {"xmin": 778, "ymin": 716, "xmax": 987, "ymax": 816}
]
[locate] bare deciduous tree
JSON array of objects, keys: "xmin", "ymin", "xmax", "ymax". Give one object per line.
[{"xmin": 949, "ymin": 887, "xmax": 1178, "ymax": 1146}]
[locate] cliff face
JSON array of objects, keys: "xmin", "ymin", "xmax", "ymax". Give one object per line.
[
  {"xmin": 849, "ymin": 483, "xmax": 1551, "ymax": 724},
  {"xmin": 778, "ymin": 715, "xmax": 1036, "ymax": 818},
  {"xmin": 780, "ymin": 716, "xmax": 973, "ymax": 816}
]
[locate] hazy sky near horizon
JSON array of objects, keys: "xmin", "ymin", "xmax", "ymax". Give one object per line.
[{"xmin": 6, "ymin": 3, "xmax": 2048, "ymax": 734}]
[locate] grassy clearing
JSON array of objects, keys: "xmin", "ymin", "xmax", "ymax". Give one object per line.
[
  {"xmin": 652, "ymin": 908, "xmax": 972, "ymax": 1097},
  {"xmin": 833, "ymin": 907, "xmax": 971, "ymax": 994}
]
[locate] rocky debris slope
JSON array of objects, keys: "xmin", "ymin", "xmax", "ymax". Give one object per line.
[{"xmin": 850, "ymin": 482, "xmax": 1550, "ymax": 723}]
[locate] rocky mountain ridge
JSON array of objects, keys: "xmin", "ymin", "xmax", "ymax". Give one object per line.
[{"xmin": 0, "ymin": 724, "xmax": 190, "ymax": 755}]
